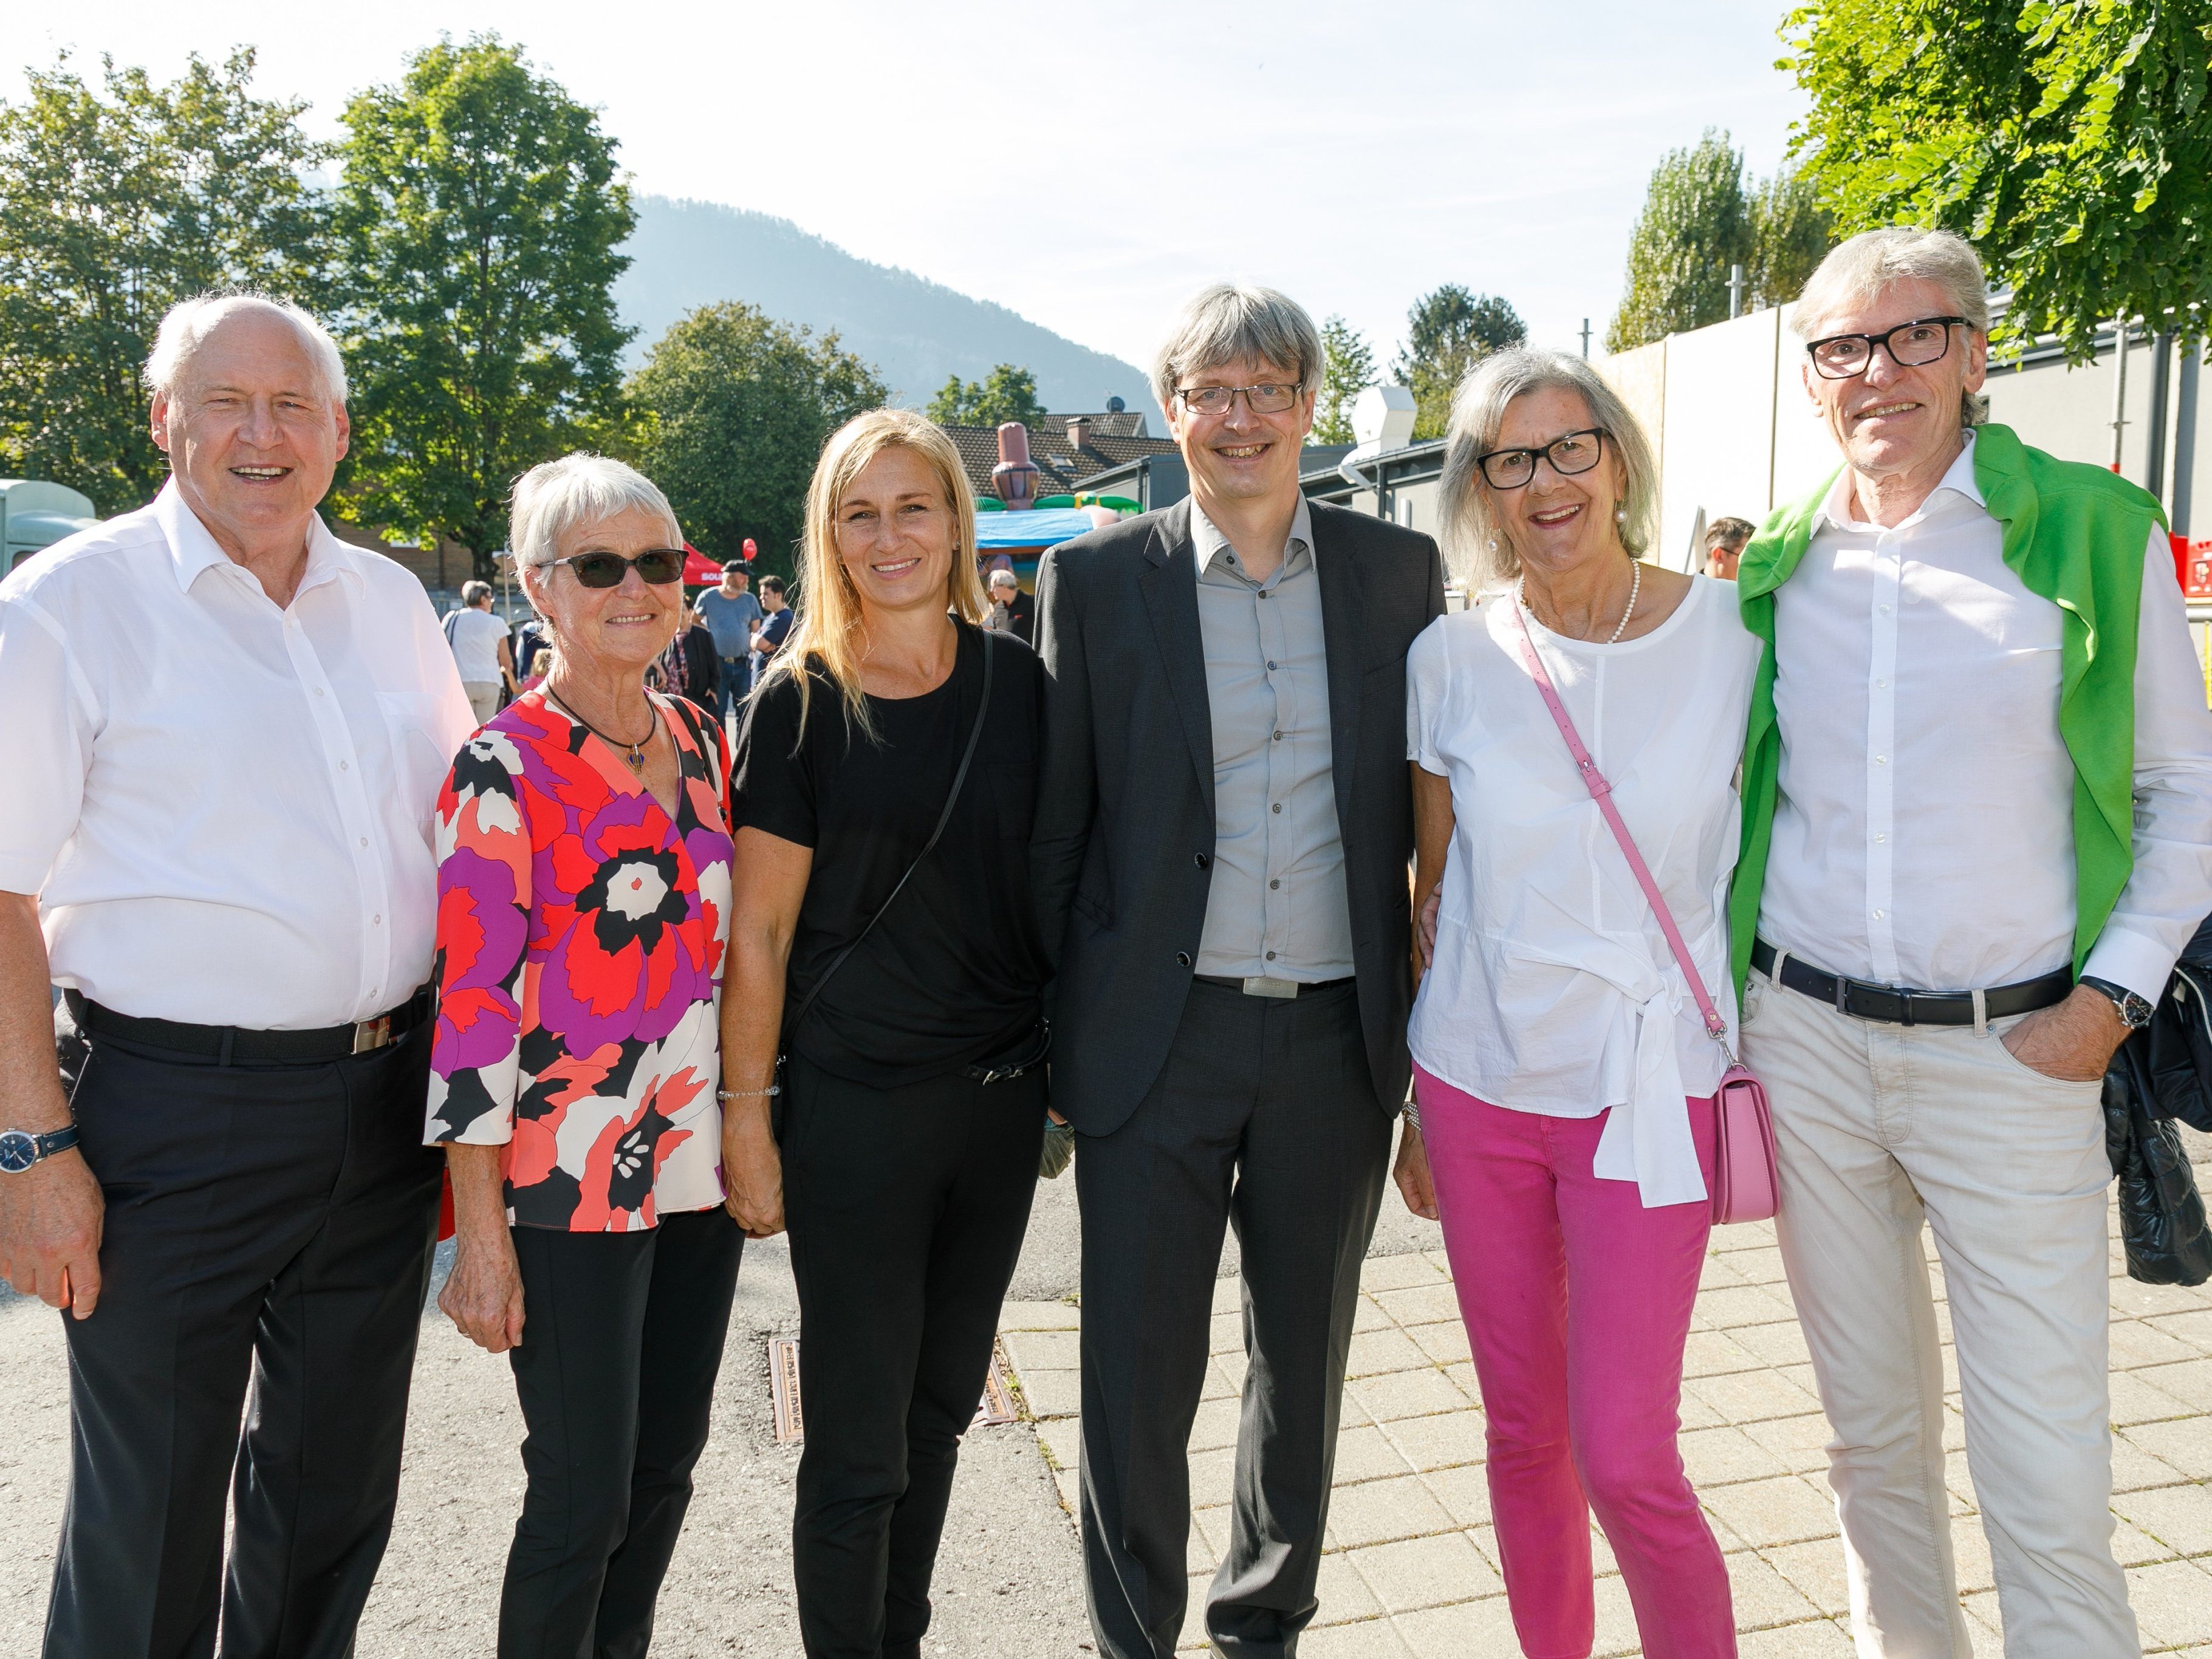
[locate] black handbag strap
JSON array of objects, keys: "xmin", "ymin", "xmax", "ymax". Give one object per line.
[{"xmin": 782, "ymin": 629, "xmax": 996, "ymax": 1044}]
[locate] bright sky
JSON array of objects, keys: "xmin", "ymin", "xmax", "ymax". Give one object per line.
[{"xmin": 18, "ymin": 0, "xmax": 1807, "ymax": 372}]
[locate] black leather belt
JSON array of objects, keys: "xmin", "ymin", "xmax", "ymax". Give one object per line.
[
  {"xmin": 65, "ymin": 985, "xmax": 435, "ymax": 1065},
  {"xmin": 1751, "ymin": 940, "xmax": 2072, "ymax": 1027},
  {"xmin": 1193, "ymin": 974, "xmax": 1355, "ymax": 999}
]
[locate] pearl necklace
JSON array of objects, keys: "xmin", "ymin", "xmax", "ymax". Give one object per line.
[{"xmin": 1518, "ymin": 559, "xmax": 1640, "ymax": 645}]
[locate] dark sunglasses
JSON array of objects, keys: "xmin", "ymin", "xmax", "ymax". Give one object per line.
[{"xmin": 544, "ymin": 548, "xmax": 687, "ymax": 588}]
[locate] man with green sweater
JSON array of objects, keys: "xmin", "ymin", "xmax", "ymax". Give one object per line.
[{"xmin": 1731, "ymin": 228, "xmax": 2212, "ymax": 1656}]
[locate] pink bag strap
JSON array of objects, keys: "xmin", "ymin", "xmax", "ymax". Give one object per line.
[{"xmin": 1506, "ymin": 597, "xmax": 1734, "ymax": 1058}]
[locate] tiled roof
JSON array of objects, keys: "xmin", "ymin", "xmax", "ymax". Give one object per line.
[{"xmin": 940, "ymin": 420, "xmax": 1179, "ymax": 502}]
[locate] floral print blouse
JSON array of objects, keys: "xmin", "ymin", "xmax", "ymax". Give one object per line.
[{"xmin": 425, "ymin": 689, "xmax": 733, "ymax": 1231}]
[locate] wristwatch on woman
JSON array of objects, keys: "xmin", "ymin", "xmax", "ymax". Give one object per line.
[
  {"xmin": 0, "ymin": 1123, "xmax": 81, "ymax": 1174},
  {"xmin": 2079, "ymin": 975, "xmax": 2156, "ymax": 1033}
]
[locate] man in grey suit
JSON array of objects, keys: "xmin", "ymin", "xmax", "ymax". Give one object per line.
[{"xmin": 1033, "ymin": 284, "xmax": 1445, "ymax": 1658}]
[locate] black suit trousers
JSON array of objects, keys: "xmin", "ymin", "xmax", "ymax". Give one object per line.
[
  {"xmin": 1076, "ymin": 981, "xmax": 1391, "ymax": 1659},
  {"xmin": 43, "ymin": 1018, "xmax": 443, "ymax": 1659}
]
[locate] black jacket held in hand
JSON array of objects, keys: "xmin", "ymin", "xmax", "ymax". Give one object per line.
[{"xmin": 1031, "ymin": 496, "xmax": 1447, "ymax": 1135}]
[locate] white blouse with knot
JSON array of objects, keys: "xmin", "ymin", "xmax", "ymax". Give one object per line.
[{"xmin": 1406, "ymin": 575, "xmax": 1761, "ymax": 1207}]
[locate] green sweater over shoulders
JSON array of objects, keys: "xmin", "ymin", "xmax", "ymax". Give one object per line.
[{"xmin": 1729, "ymin": 422, "xmax": 2166, "ymax": 994}]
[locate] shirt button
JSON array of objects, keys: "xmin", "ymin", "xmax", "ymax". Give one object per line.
[
  {"xmin": 315, "ymin": 687, "xmax": 325, "ymax": 697},
  {"xmin": 1874, "ymin": 833, "xmax": 1887, "ymax": 844},
  {"xmin": 340, "ymin": 760, "xmax": 349, "ymax": 771},
  {"xmin": 373, "ymin": 914, "xmax": 382, "ymax": 926},
  {"xmin": 1273, "ymin": 731, "xmax": 1283, "ymax": 742},
  {"xmin": 1875, "ymin": 679, "xmax": 1888, "ymax": 689},
  {"xmin": 1270, "ymin": 878, "xmax": 1281, "ymax": 890},
  {"xmin": 1266, "ymin": 660, "xmax": 1278, "ymax": 671},
  {"xmin": 1265, "ymin": 951, "xmax": 1276, "ymax": 961},
  {"xmin": 1175, "ymin": 951, "xmax": 1192, "ymax": 968},
  {"xmin": 1271, "ymin": 802, "xmax": 1282, "ymax": 814},
  {"xmin": 1872, "ymin": 909, "xmax": 1885, "ymax": 920},
  {"xmin": 359, "ymin": 837, "xmax": 369, "ymax": 848},
  {"xmin": 1194, "ymin": 852, "xmax": 1210, "ymax": 868},
  {"xmin": 1878, "ymin": 604, "xmax": 1892, "ymax": 615},
  {"xmin": 1874, "ymin": 755, "xmax": 1887, "ymax": 765}
]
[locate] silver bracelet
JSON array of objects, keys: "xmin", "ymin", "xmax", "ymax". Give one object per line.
[
  {"xmin": 1402, "ymin": 1100, "xmax": 1423, "ymax": 1134},
  {"xmin": 717, "ymin": 1085, "xmax": 782, "ymax": 1101}
]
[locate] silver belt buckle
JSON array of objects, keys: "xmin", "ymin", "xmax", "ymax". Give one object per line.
[
  {"xmin": 1240, "ymin": 976, "xmax": 1300, "ymax": 1000},
  {"xmin": 352, "ymin": 1014, "xmax": 392, "ymax": 1055}
]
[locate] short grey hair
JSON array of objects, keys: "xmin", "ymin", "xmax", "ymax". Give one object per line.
[
  {"xmin": 1439, "ymin": 348, "xmax": 1660, "ymax": 592},
  {"xmin": 145, "ymin": 292, "xmax": 348, "ymax": 405},
  {"xmin": 1792, "ymin": 228, "xmax": 1991, "ymax": 426},
  {"xmin": 510, "ymin": 453, "xmax": 681, "ymax": 570},
  {"xmin": 988, "ymin": 569, "xmax": 1019, "ymax": 591},
  {"xmin": 461, "ymin": 580, "xmax": 493, "ymax": 606},
  {"xmin": 1150, "ymin": 283, "xmax": 1323, "ymax": 411}
]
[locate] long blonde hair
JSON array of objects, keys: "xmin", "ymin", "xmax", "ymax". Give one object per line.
[{"xmin": 758, "ymin": 408, "xmax": 986, "ymax": 739}]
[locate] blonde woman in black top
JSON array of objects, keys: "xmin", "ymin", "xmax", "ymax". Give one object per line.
[{"xmin": 721, "ymin": 409, "xmax": 1050, "ymax": 1659}]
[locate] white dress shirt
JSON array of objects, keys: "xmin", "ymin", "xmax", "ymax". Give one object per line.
[
  {"xmin": 1408, "ymin": 577, "xmax": 1762, "ymax": 1206},
  {"xmin": 0, "ymin": 482, "xmax": 475, "ymax": 1028},
  {"xmin": 1761, "ymin": 431, "xmax": 2212, "ymax": 1002}
]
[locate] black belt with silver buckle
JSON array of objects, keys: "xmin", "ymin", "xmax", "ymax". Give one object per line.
[
  {"xmin": 1193, "ymin": 973, "xmax": 1355, "ymax": 1000},
  {"xmin": 64, "ymin": 985, "xmax": 436, "ymax": 1065},
  {"xmin": 1751, "ymin": 940, "xmax": 2072, "ymax": 1027}
]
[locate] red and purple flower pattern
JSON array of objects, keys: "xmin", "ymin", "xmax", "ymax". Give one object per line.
[{"xmin": 425, "ymin": 689, "xmax": 734, "ymax": 1232}]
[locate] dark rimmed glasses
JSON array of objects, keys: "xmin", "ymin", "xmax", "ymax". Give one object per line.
[
  {"xmin": 1805, "ymin": 316, "xmax": 1967, "ymax": 380},
  {"xmin": 1474, "ymin": 428, "xmax": 1607, "ymax": 491},
  {"xmin": 1174, "ymin": 382, "xmax": 1301, "ymax": 416},
  {"xmin": 544, "ymin": 548, "xmax": 688, "ymax": 587}
]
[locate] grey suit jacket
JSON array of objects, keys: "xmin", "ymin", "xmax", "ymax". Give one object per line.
[{"xmin": 1032, "ymin": 496, "xmax": 1447, "ymax": 1136}]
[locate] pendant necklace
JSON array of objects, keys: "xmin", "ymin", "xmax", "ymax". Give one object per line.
[
  {"xmin": 558, "ymin": 685, "xmax": 657, "ymax": 773},
  {"xmin": 1518, "ymin": 558, "xmax": 1640, "ymax": 644}
]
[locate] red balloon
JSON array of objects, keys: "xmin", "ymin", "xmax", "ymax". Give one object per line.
[{"xmin": 742, "ymin": 538, "xmax": 758, "ymax": 561}]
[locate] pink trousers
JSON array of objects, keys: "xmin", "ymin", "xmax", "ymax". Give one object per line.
[{"xmin": 1415, "ymin": 1064, "xmax": 1736, "ymax": 1659}]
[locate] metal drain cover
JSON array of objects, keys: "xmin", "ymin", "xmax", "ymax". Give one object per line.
[{"xmin": 767, "ymin": 1336, "xmax": 1018, "ymax": 1443}]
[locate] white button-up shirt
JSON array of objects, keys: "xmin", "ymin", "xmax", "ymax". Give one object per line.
[
  {"xmin": 0, "ymin": 482, "xmax": 475, "ymax": 1028},
  {"xmin": 1761, "ymin": 431, "xmax": 2212, "ymax": 1001}
]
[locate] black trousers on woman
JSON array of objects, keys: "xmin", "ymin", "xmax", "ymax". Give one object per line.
[
  {"xmin": 500, "ymin": 1207, "xmax": 744, "ymax": 1659},
  {"xmin": 782, "ymin": 1054, "xmax": 1047, "ymax": 1659}
]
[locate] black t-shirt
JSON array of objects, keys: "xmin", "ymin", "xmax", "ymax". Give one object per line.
[{"xmin": 731, "ymin": 623, "xmax": 1049, "ymax": 1086}]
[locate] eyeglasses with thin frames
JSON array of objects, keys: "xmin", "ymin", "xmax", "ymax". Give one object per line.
[
  {"xmin": 543, "ymin": 549, "xmax": 688, "ymax": 588},
  {"xmin": 1804, "ymin": 316, "xmax": 1968, "ymax": 380},
  {"xmin": 1174, "ymin": 383, "xmax": 1301, "ymax": 416},
  {"xmin": 1474, "ymin": 428, "xmax": 1608, "ymax": 491}
]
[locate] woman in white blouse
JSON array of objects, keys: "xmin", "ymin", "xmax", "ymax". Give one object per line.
[{"xmin": 1394, "ymin": 349, "xmax": 1758, "ymax": 1659}]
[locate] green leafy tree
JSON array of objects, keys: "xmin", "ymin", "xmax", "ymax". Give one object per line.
[
  {"xmin": 1392, "ymin": 286, "xmax": 1526, "ymax": 440},
  {"xmin": 626, "ymin": 301, "xmax": 887, "ymax": 580},
  {"xmin": 0, "ymin": 50, "xmax": 327, "ymax": 513},
  {"xmin": 1606, "ymin": 130, "xmax": 1755, "ymax": 352},
  {"xmin": 1313, "ymin": 315, "xmax": 1376, "ymax": 445},
  {"xmin": 1783, "ymin": 0, "xmax": 2212, "ymax": 359},
  {"xmin": 926, "ymin": 362, "xmax": 1049, "ymax": 428},
  {"xmin": 1748, "ymin": 165, "xmax": 1835, "ymax": 309},
  {"xmin": 332, "ymin": 36, "xmax": 634, "ymax": 578}
]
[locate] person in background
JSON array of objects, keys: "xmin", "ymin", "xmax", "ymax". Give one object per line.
[
  {"xmin": 514, "ymin": 615, "xmax": 550, "ymax": 689},
  {"xmin": 752, "ymin": 575, "xmax": 793, "ymax": 678},
  {"xmin": 429, "ymin": 453, "xmax": 744, "ymax": 1658},
  {"xmin": 1395, "ymin": 349, "xmax": 1753, "ymax": 1658},
  {"xmin": 982, "ymin": 567, "xmax": 1035, "ymax": 645},
  {"xmin": 1703, "ymin": 516, "xmax": 1755, "ymax": 581},
  {"xmin": 445, "ymin": 579, "xmax": 517, "ymax": 724},
  {"xmin": 656, "ymin": 601, "xmax": 724, "ymax": 726},
  {"xmin": 1032, "ymin": 284, "xmax": 1444, "ymax": 1657},
  {"xmin": 698, "ymin": 561, "xmax": 763, "ymax": 700},
  {"xmin": 1733, "ymin": 227, "xmax": 2212, "ymax": 1654},
  {"xmin": 721, "ymin": 410, "xmax": 1050, "ymax": 1657},
  {"xmin": 0, "ymin": 292, "xmax": 474, "ymax": 1658}
]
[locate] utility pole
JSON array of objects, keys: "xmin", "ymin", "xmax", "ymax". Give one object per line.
[
  {"xmin": 2111, "ymin": 316, "xmax": 2132, "ymax": 473},
  {"xmin": 1728, "ymin": 264, "xmax": 1745, "ymax": 320},
  {"xmin": 1580, "ymin": 318, "xmax": 1592, "ymax": 359}
]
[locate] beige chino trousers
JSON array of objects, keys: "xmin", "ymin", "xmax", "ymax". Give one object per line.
[{"xmin": 1739, "ymin": 966, "xmax": 2138, "ymax": 1658}]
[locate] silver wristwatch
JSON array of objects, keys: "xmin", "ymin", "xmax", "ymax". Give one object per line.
[
  {"xmin": 0, "ymin": 1124, "xmax": 81, "ymax": 1174},
  {"xmin": 2080, "ymin": 976, "xmax": 2154, "ymax": 1032}
]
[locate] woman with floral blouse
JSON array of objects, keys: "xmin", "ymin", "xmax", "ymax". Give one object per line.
[{"xmin": 425, "ymin": 453, "xmax": 744, "ymax": 1658}]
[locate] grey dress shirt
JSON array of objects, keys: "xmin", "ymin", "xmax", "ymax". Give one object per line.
[{"xmin": 1191, "ymin": 497, "xmax": 1356, "ymax": 980}]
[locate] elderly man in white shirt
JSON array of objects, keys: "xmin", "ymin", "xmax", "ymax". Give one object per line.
[
  {"xmin": 1731, "ymin": 228, "xmax": 2212, "ymax": 1657},
  {"xmin": 0, "ymin": 293, "xmax": 473, "ymax": 1659}
]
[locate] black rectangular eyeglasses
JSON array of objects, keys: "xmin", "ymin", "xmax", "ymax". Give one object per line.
[
  {"xmin": 1805, "ymin": 316, "xmax": 1967, "ymax": 380},
  {"xmin": 1474, "ymin": 428, "xmax": 1607, "ymax": 491}
]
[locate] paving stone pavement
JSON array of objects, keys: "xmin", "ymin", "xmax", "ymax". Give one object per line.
[{"xmin": 999, "ymin": 1132, "xmax": 2212, "ymax": 1657}]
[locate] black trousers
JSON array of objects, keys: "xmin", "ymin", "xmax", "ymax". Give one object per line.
[
  {"xmin": 1075, "ymin": 980, "xmax": 1391, "ymax": 1659},
  {"xmin": 500, "ymin": 1206, "xmax": 744, "ymax": 1659},
  {"xmin": 43, "ymin": 1016, "xmax": 444, "ymax": 1659},
  {"xmin": 782, "ymin": 1053, "xmax": 1047, "ymax": 1659}
]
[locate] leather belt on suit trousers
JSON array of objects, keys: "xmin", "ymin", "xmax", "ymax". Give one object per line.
[
  {"xmin": 1194, "ymin": 974, "xmax": 1356, "ymax": 1000},
  {"xmin": 1751, "ymin": 940, "xmax": 2072, "ymax": 1028},
  {"xmin": 64, "ymin": 985, "xmax": 436, "ymax": 1064}
]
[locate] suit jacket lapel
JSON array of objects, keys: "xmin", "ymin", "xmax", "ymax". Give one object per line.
[
  {"xmin": 1139, "ymin": 500, "xmax": 1216, "ymax": 821},
  {"xmin": 1312, "ymin": 506, "xmax": 1365, "ymax": 836}
]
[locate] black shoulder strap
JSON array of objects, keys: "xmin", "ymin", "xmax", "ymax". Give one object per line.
[{"xmin": 784, "ymin": 630, "xmax": 995, "ymax": 1042}]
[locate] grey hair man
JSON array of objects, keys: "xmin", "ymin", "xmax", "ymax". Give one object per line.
[
  {"xmin": 445, "ymin": 576, "xmax": 517, "ymax": 724},
  {"xmin": 982, "ymin": 567, "xmax": 1034, "ymax": 645},
  {"xmin": 1033, "ymin": 283, "xmax": 1445, "ymax": 1656},
  {"xmin": 0, "ymin": 292, "xmax": 474, "ymax": 1657},
  {"xmin": 1730, "ymin": 228, "xmax": 2212, "ymax": 1654}
]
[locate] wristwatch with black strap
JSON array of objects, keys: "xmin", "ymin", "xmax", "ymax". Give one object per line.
[
  {"xmin": 2079, "ymin": 975, "xmax": 2156, "ymax": 1033},
  {"xmin": 0, "ymin": 1123, "xmax": 81, "ymax": 1174}
]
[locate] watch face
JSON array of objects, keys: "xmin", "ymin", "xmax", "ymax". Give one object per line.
[{"xmin": 0, "ymin": 1131, "xmax": 35, "ymax": 1174}]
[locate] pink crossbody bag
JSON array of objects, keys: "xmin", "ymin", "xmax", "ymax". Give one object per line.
[{"xmin": 1507, "ymin": 600, "xmax": 1779, "ymax": 1225}]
